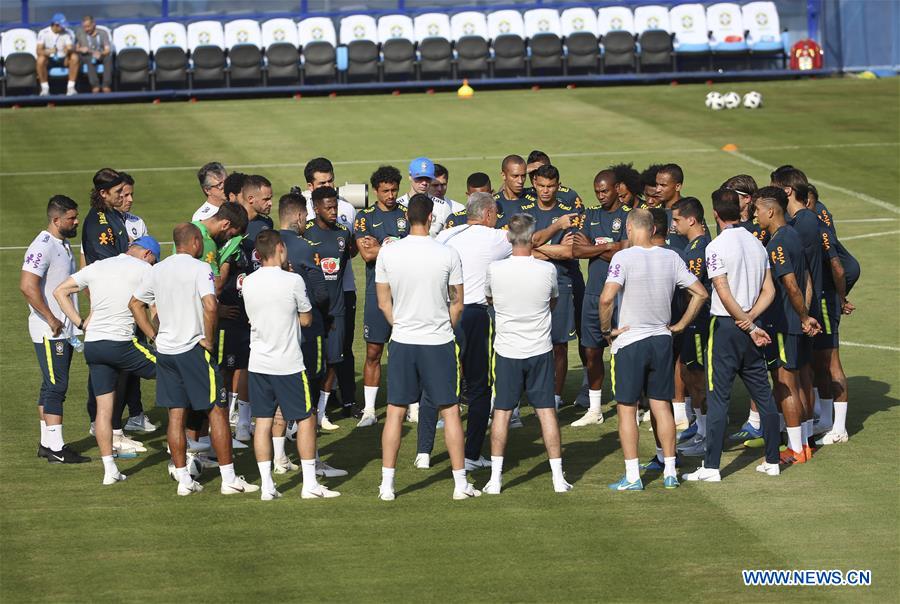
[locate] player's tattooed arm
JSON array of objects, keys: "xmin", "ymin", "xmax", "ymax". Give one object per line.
[{"xmin": 448, "ymin": 284, "xmax": 464, "ymax": 328}]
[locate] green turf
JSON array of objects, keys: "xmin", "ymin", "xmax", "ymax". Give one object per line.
[{"xmin": 1, "ymin": 78, "xmax": 898, "ymax": 602}]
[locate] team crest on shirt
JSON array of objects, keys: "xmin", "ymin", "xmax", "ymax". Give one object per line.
[
  {"xmin": 612, "ymin": 217, "xmax": 622, "ymax": 232},
  {"xmin": 397, "ymin": 217, "xmax": 407, "ymax": 230},
  {"xmin": 41, "ymin": 234, "xmax": 50, "ymax": 243},
  {"xmin": 337, "ymin": 237, "xmax": 346, "ymax": 251},
  {"xmin": 54, "ymin": 341, "xmax": 65, "ymax": 355}
]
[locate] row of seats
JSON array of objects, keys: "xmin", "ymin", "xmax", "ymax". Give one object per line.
[{"xmin": 1, "ymin": 3, "xmax": 786, "ymax": 94}]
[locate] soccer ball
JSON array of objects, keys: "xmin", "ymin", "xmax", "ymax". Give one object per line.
[
  {"xmin": 167, "ymin": 452, "xmax": 203, "ymax": 481},
  {"xmin": 743, "ymin": 91, "xmax": 763, "ymax": 109},
  {"xmin": 723, "ymin": 91, "xmax": 742, "ymax": 109},
  {"xmin": 705, "ymin": 92, "xmax": 724, "ymax": 111}
]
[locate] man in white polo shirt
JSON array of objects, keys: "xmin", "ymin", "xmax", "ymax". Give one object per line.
[
  {"xmin": 482, "ymin": 213, "xmax": 572, "ymax": 495},
  {"xmin": 242, "ymin": 230, "xmax": 339, "ymax": 501},
  {"xmin": 433, "ymin": 192, "xmax": 512, "ymax": 471},
  {"xmin": 129, "ymin": 223, "xmax": 257, "ymax": 497},
  {"xmin": 375, "ymin": 194, "xmax": 478, "ymax": 501},
  {"xmin": 601, "ymin": 209, "xmax": 709, "ymax": 491},
  {"xmin": 683, "ymin": 190, "xmax": 782, "ymax": 482},
  {"xmin": 53, "ymin": 236, "xmax": 161, "ymax": 486},
  {"xmin": 192, "ymin": 162, "xmax": 228, "ymax": 222}
]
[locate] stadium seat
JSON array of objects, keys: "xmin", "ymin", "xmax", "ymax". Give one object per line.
[
  {"xmin": 224, "ymin": 19, "xmax": 263, "ymax": 86},
  {"xmin": 451, "ymin": 11, "xmax": 490, "ymax": 78},
  {"xmin": 598, "ymin": 7, "xmax": 636, "ymax": 73},
  {"xmin": 634, "ymin": 5, "xmax": 673, "ymax": 72},
  {"xmin": 298, "ymin": 17, "xmax": 337, "ymax": 83},
  {"xmin": 742, "ymin": 1, "xmax": 787, "ymax": 67},
  {"xmin": 669, "ymin": 3, "xmax": 711, "ymax": 69},
  {"xmin": 113, "ymin": 24, "xmax": 151, "ymax": 90},
  {"xmin": 560, "ymin": 8, "xmax": 600, "ymax": 74},
  {"xmin": 378, "ymin": 15, "xmax": 416, "ymax": 80},
  {"xmin": 339, "ymin": 15, "xmax": 379, "ymax": 82},
  {"xmin": 524, "ymin": 8, "xmax": 564, "ymax": 75},
  {"xmin": 414, "ymin": 13, "xmax": 452, "ymax": 79},
  {"xmin": 1, "ymin": 28, "xmax": 37, "ymax": 94},
  {"xmin": 261, "ymin": 18, "xmax": 300, "ymax": 84},
  {"xmin": 150, "ymin": 22, "xmax": 188, "ymax": 88},
  {"xmin": 487, "ymin": 10, "xmax": 526, "ymax": 76},
  {"xmin": 707, "ymin": 3, "xmax": 749, "ymax": 68},
  {"xmin": 187, "ymin": 21, "xmax": 226, "ymax": 87}
]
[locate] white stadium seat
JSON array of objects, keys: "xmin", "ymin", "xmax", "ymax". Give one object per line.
[
  {"xmin": 224, "ymin": 19, "xmax": 263, "ymax": 49},
  {"xmin": 487, "ymin": 9, "xmax": 526, "ymax": 40},
  {"xmin": 634, "ymin": 5, "xmax": 671, "ymax": 34},
  {"xmin": 560, "ymin": 7, "xmax": 599, "ymax": 38},
  {"xmin": 187, "ymin": 20, "xmax": 225, "ymax": 51},
  {"xmin": 524, "ymin": 8, "xmax": 563, "ymax": 38},
  {"xmin": 339, "ymin": 14, "xmax": 377, "ymax": 45},
  {"xmin": 414, "ymin": 13, "xmax": 452, "ymax": 42},
  {"xmin": 261, "ymin": 18, "xmax": 299, "ymax": 48},
  {"xmin": 669, "ymin": 3, "xmax": 710, "ymax": 52},
  {"xmin": 597, "ymin": 6, "xmax": 635, "ymax": 36},
  {"xmin": 113, "ymin": 24, "xmax": 151, "ymax": 88},
  {"xmin": 707, "ymin": 3, "xmax": 748, "ymax": 50},
  {"xmin": 450, "ymin": 11, "xmax": 489, "ymax": 41},
  {"xmin": 297, "ymin": 17, "xmax": 337, "ymax": 48},
  {"xmin": 742, "ymin": 1, "xmax": 783, "ymax": 52},
  {"xmin": 113, "ymin": 24, "xmax": 150, "ymax": 54},
  {"xmin": 2, "ymin": 27, "xmax": 37, "ymax": 58},
  {"xmin": 377, "ymin": 14, "xmax": 414, "ymax": 44},
  {"xmin": 150, "ymin": 22, "xmax": 187, "ymax": 52}
]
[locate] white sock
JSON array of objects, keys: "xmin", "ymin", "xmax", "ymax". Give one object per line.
[
  {"xmin": 300, "ymin": 458, "xmax": 317, "ymax": 489},
  {"xmin": 554, "ymin": 395, "xmax": 563, "ymax": 410},
  {"xmin": 219, "ymin": 462, "xmax": 236, "ymax": 484},
  {"xmin": 748, "ymin": 409, "xmax": 761, "ymax": 430},
  {"xmin": 813, "ymin": 388, "xmax": 822, "ymax": 418},
  {"xmin": 819, "ymin": 398, "xmax": 834, "ymax": 427},
  {"xmin": 655, "ymin": 447, "xmax": 664, "ymax": 463},
  {"xmin": 697, "ymin": 414, "xmax": 707, "ymax": 438},
  {"xmin": 624, "ymin": 458, "xmax": 640, "ymax": 483},
  {"xmin": 174, "ymin": 466, "xmax": 192, "ymax": 487},
  {"xmin": 380, "ymin": 466, "xmax": 395, "ymax": 491},
  {"xmin": 317, "ymin": 391, "xmax": 330, "ymax": 419},
  {"xmin": 237, "ymin": 400, "xmax": 251, "ymax": 425},
  {"xmin": 40, "ymin": 420, "xmax": 49, "ymax": 447},
  {"xmin": 786, "ymin": 426, "xmax": 803, "ymax": 453},
  {"xmin": 101, "ymin": 455, "xmax": 118, "ymax": 477},
  {"xmin": 363, "ymin": 386, "xmax": 378, "ymax": 414},
  {"xmin": 113, "ymin": 429, "xmax": 124, "ymax": 436},
  {"xmin": 46, "ymin": 424, "xmax": 64, "ymax": 451},
  {"xmin": 801, "ymin": 419, "xmax": 811, "ymax": 443},
  {"xmin": 272, "ymin": 436, "xmax": 286, "ymax": 461},
  {"xmin": 490, "ymin": 455, "xmax": 504, "ymax": 485},
  {"xmin": 257, "ymin": 461, "xmax": 274, "ymax": 492},
  {"xmin": 588, "ymin": 390, "xmax": 602, "ymax": 414},
  {"xmin": 41, "ymin": 82, "xmax": 50, "ymax": 92},
  {"xmin": 673, "ymin": 401, "xmax": 687, "ymax": 423},
  {"xmin": 452, "ymin": 468, "xmax": 467, "ymax": 491},
  {"xmin": 228, "ymin": 392, "xmax": 238, "ymax": 415},
  {"xmin": 548, "ymin": 457, "xmax": 564, "ymax": 483},
  {"xmin": 833, "ymin": 401, "xmax": 848, "ymax": 434},
  {"xmin": 67, "ymin": 80, "xmax": 76, "ymax": 89},
  {"xmin": 663, "ymin": 456, "xmax": 676, "ymax": 478}
]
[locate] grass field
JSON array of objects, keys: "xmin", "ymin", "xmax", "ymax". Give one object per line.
[{"xmin": 1, "ymin": 77, "xmax": 898, "ymax": 602}]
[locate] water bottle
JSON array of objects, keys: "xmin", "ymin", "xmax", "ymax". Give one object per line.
[{"xmin": 68, "ymin": 334, "xmax": 84, "ymax": 353}]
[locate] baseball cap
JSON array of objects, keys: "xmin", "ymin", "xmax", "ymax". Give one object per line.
[
  {"xmin": 409, "ymin": 157, "xmax": 435, "ymax": 180},
  {"xmin": 51, "ymin": 13, "xmax": 68, "ymax": 27},
  {"xmin": 132, "ymin": 235, "xmax": 161, "ymax": 262}
]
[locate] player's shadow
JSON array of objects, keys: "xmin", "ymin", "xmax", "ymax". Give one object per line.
[{"xmin": 844, "ymin": 375, "xmax": 898, "ymax": 435}]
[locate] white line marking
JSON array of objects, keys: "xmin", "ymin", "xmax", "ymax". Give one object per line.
[
  {"xmin": 838, "ymin": 218, "xmax": 898, "ymax": 223},
  {"xmin": 842, "ymin": 341, "xmax": 900, "ymax": 352},
  {"xmin": 725, "ymin": 150, "xmax": 900, "ymax": 216},
  {"xmin": 840, "ymin": 229, "xmax": 900, "ymax": 241},
  {"xmin": 0, "ymin": 142, "xmax": 896, "ymax": 178}
]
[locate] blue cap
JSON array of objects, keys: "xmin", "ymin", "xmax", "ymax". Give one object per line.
[
  {"xmin": 132, "ymin": 235, "xmax": 161, "ymax": 262},
  {"xmin": 409, "ymin": 157, "xmax": 435, "ymax": 180},
  {"xmin": 51, "ymin": 13, "xmax": 68, "ymax": 27}
]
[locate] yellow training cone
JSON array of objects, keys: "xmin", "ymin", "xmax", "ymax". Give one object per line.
[
  {"xmin": 457, "ymin": 79, "xmax": 474, "ymax": 98},
  {"xmin": 721, "ymin": 143, "xmax": 739, "ymax": 152}
]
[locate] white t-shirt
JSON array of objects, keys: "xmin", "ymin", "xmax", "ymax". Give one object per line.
[
  {"xmin": 192, "ymin": 201, "xmax": 219, "ymax": 222},
  {"xmin": 606, "ymin": 245, "xmax": 697, "ymax": 354},
  {"xmin": 133, "ymin": 253, "xmax": 216, "ymax": 354},
  {"xmin": 71, "ymin": 254, "xmax": 152, "ymax": 342},
  {"xmin": 22, "ymin": 231, "xmax": 77, "ymax": 343},
  {"xmin": 123, "ymin": 212, "xmax": 148, "ymax": 241},
  {"xmin": 436, "ymin": 224, "xmax": 512, "ymax": 305},
  {"xmin": 375, "ymin": 235, "xmax": 463, "ymax": 345},
  {"xmin": 486, "ymin": 256, "xmax": 558, "ymax": 359},
  {"xmin": 397, "ymin": 193, "xmax": 452, "ymax": 237},
  {"xmin": 706, "ymin": 226, "xmax": 769, "ymax": 317},
  {"xmin": 304, "ymin": 192, "xmax": 357, "ymax": 293},
  {"xmin": 242, "ymin": 266, "xmax": 312, "ymax": 375},
  {"xmin": 37, "ymin": 27, "xmax": 75, "ymax": 55}
]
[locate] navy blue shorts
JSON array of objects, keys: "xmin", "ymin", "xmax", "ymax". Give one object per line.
[
  {"xmin": 249, "ymin": 371, "xmax": 313, "ymax": 421},
  {"xmin": 324, "ymin": 316, "xmax": 345, "ymax": 364},
  {"xmin": 493, "ymin": 351, "xmax": 555, "ymax": 410},
  {"xmin": 301, "ymin": 333, "xmax": 326, "ymax": 383},
  {"xmin": 386, "ymin": 340, "xmax": 458, "ymax": 407},
  {"xmin": 611, "ymin": 335, "xmax": 675, "ymax": 404},
  {"xmin": 84, "ymin": 338, "xmax": 156, "ymax": 396},
  {"xmin": 550, "ymin": 284, "xmax": 576, "ymax": 345},
  {"xmin": 764, "ymin": 332, "xmax": 812, "ymax": 371},
  {"xmin": 363, "ymin": 294, "xmax": 391, "ymax": 344},
  {"xmin": 580, "ymin": 293, "xmax": 607, "ymax": 349},
  {"xmin": 215, "ymin": 321, "xmax": 250, "ymax": 371},
  {"xmin": 813, "ymin": 293, "xmax": 840, "ymax": 350},
  {"xmin": 156, "ymin": 344, "xmax": 226, "ymax": 411},
  {"xmin": 681, "ymin": 321, "xmax": 709, "ymax": 370},
  {"xmin": 33, "ymin": 338, "xmax": 72, "ymax": 415}
]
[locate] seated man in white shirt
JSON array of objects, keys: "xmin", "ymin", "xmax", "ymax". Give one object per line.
[{"xmin": 36, "ymin": 13, "xmax": 79, "ymax": 96}]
